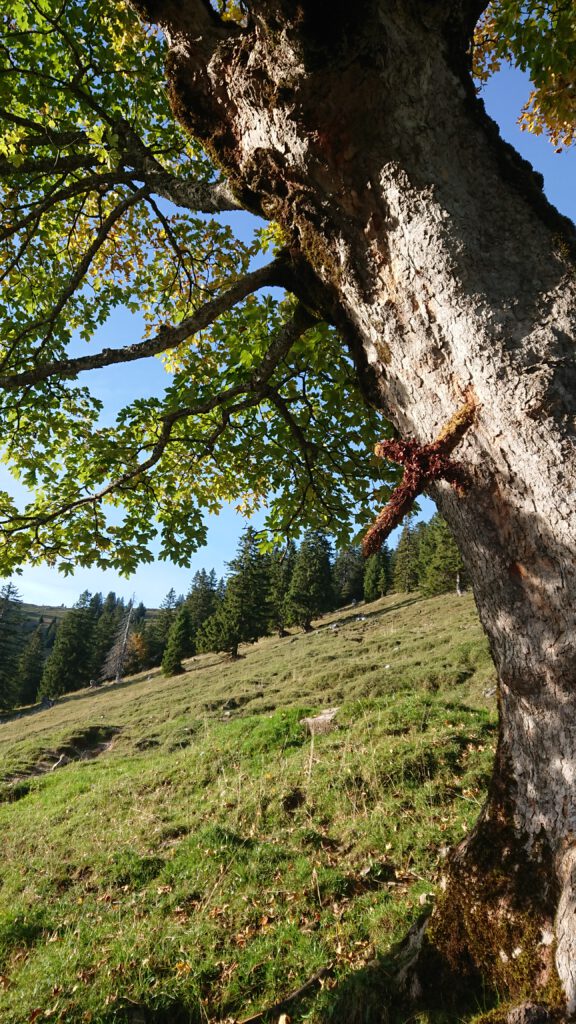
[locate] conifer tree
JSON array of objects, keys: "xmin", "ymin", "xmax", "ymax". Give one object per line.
[
  {"xmin": 363, "ymin": 546, "xmax": 391, "ymax": 602},
  {"xmin": 197, "ymin": 528, "xmax": 269, "ymax": 657},
  {"xmin": 267, "ymin": 543, "xmax": 296, "ymax": 637},
  {"xmin": 392, "ymin": 524, "xmax": 420, "ymax": 593},
  {"xmin": 227, "ymin": 526, "xmax": 270, "ymax": 641},
  {"xmin": 133, "ymin": 602, "xmax": 147, "ymax": 625},
  {"xmin": 44, "ymin": 617, "xmax": 59, "ymax": 654},
  {"xmin": 196, "ymin": 602, "xmax": 242, "ymax": 659},
  {"xmin": 38, "ymin": 591, "xmax": 100, "ymax": 697},
  {"xmin": 419, "ymin": 514, "xmax": 467, "ymax": 597},
  {"xmin": 0, "ymin": 582, "xmax": 25, "ymax": 710},
  {"xmin": 332, "ymin": 545, "xmax": 364, "ymax": 607},
  {"xmin": 162, "ymin": 604, "xmax": 194, "ymax": 676},
  {"xmin": 285, "ymin": 530, "xmax": 334, "ymax": 631},
  {"xmin": 186, "ymin": 569, "xmax": 219, "ymax": 637},
  {"xmin": 16, "ymin": 626, "xmax": 46, "ymax": 706},
  {"xmin": 145, "ymin": 587, "xmax": 180, "ymax": 666}
]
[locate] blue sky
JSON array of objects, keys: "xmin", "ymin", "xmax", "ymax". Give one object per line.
[{"xmin": 3, "ymin": 66, "xmax": 575, "ymax": 608}]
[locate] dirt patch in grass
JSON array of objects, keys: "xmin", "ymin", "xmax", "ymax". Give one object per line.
[{"xmin": 0, "ymin": 724, "xmax": 121, "ymax": 799}]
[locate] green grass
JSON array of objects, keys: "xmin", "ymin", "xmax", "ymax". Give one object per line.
[{"xmin": 0, "ymin": 593, "xmax": 498, "ymax": 1023}]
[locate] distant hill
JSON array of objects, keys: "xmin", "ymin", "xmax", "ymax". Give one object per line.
[{"xmin": 21, "ymin": 600, "xmax": 70, "ymax": 626}]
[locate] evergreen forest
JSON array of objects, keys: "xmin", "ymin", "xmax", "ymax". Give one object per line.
[{"xmin": 0, "ymin": 513, "xmax": 464, "ymax": 711}]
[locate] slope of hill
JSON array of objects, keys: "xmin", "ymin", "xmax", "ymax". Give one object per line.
[{"xmin": 0, "ymin": 593, "xmax": 498, "ymax": 1024}]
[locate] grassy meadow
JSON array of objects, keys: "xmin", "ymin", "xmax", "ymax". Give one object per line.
[{"xmin": 0, "ymin": 592, "xmax": 499, "ymax": 1024}]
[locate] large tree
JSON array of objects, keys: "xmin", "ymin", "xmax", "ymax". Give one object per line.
[
  {"xmin": 197, "ymin": 526, "xmax": 270, "ymax": 656},
  {"xmin": 1, "ymin": 0, "xmax": 575, "ymax": 1017},
  {"xmin": 38, "ymin": 590, "xmax": 101, "ymax": 697},
  {"xmin": 0, "ymin": 582, "xmax": 25, "ymax": 709},
  {"xmin": 418, "ymin": 512, "xmax": 468, "ymax": 596},
  {"xmin": 285, "ymin": 528, "xmax": 334, "ymax": 630}
]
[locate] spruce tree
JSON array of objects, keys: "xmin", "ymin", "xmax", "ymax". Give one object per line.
[
  {"xmin": 363, "ymin": 546, "xmax": 391, "ymax": 602},
  {"xmin": 44, "ymin": 616, "xmax": 58, "ymax": 655},
  {"xmin": 419, "ymin": 514, "xmax": 467, "ymax": 597},
  {"xmin": 267, "ymin": 542, "xmax": 296, "ymax": 637},
  {"xmin": 145, "ymin": 587, "xmax": 179, "ymax": 666},
  {"xmin": 0, "ymin": 583, "xmax": 25, "ymax": 710},
  {"xmin": 196, "ymin": 602, "xmax": 242, "ymax": 659},
  {"xmin": 162, "ymin": 603, "xmax": 193, "ymax": 676},
  {"xmin": 392, "ymin": 525, "xmax": 420, "ymax": 593},
  {"xmin": 38, "ymin": 591, "xmax": 100, "ymax": 697},
  {"xmin": 197, "ymin": 528, "xmax": 269, "ymax": 657},
  {"xmin": 332, "ymin": 545, "xmax": 364, "ymax": 607},
  {"xmin": 16, "ymin": 626, "xmax": 46, "ymax": 706},
  {"xmin": 186, "ymin": 569, "xmax": 219, "ymax": 638},
  {"xmin": 133, "ymin": 601, "xmax": 147, "ymax": 625},
  {"xmin": 285, "ymin": 530, "xmax": 334, "ymax": 631},
  {"xmin": 227, "ymin": 527, "xmax": 270, "ymax": 641}
]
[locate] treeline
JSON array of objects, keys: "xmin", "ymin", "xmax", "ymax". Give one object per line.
[
  {"xmin": 392, "ymin": 514, "xmax": 467, "ymax": 596},
  {"xmin": 0, "ymin": 513, "xmax": 465, "ymax": 707},
  {"xmin": 0, "ymin": 588, "xmax": 149, "ymax": 710},
  {"xmin": 161, "ymin": 515, "xmax": 465, "ymax": 674}
]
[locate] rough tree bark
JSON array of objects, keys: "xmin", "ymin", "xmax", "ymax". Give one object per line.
[{"xmin": 130, "ymin": 0, "xmax": 576, "ymax": 1016}]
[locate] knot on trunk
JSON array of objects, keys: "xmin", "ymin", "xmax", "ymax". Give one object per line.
[{"xmin": 363, "ymin": 397, "xmax": 477, "ymax": 556}]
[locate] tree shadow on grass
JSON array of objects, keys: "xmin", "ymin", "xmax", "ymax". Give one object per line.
[
  {"xmin": 112, "ymin": 935, "xmax": 496, "ymax": 1024},
  {"xmin": 309, "ymin": 937, "xmax": 496, "ymax": 1024}
]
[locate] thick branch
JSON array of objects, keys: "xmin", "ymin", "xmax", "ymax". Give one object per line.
[
  {"xmin": 0, "ymin": 97, "xmax": 241, "ymax": 214},
  {"xmin": 0, "ymin": 257, "xmax": 292, "ymax": 389},
  {"xmin": 140, "ymin": 170, "xmax": 242, "ymax": 213},
  {"xmin": 414, "ymin": 0, "xmax": 491, "ymax": 47},
  {"xmin": 0, "ymin": 149, "xmax": 241, "ymax": 217}
]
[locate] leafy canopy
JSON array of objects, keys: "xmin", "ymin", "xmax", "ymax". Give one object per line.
[
  {"xmin": 0, "ymin": 0, "xmax": 573, "ymax": 575},
  {"xmin": 473, "ymin": 1, "xmax": 576, "ymax": 148}
]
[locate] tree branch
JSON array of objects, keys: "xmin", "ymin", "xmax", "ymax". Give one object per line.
[
  {"xmin": 0, "ymin": 305, "xmax": 316, "ymax": 534},
  {"xmin": 5, "ymin": 185, "xmax": 150, "ymax": 356},
  {"xmin": 0, "ymin": 257, "xmax": 295, "ymax": 389},
  {"xmin": 0, "ymin": 173, "xmax": 137, "ymax": 246},
  {"xmin": 0, "ymin": 141, "xmax": 242, "ymax": 216},
  {"xmin": 262, "ymin": 384, "xmax": 318, "ymax": 468},
  {"xmin": 421, "ymin": 0, "xmax": 492, "ymax": 54}
]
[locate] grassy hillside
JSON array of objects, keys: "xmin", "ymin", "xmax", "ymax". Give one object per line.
[
  {"xmin": 0, "ymin": 593, "xmax": 498, "ymax": 1024},
  {"xmin": 21, "ymin": 601, "xmax": 70, "ymax": 626}
]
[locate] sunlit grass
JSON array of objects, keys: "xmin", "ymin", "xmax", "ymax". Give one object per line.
[{"xmin": 0, "ymin": 592, "xmax": 498, "ymax": 1023}]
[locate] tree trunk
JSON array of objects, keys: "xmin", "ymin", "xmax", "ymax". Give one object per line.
[{"xmin": 134, "ymin": 1, "xmax": 576, "ymax": 1014}]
